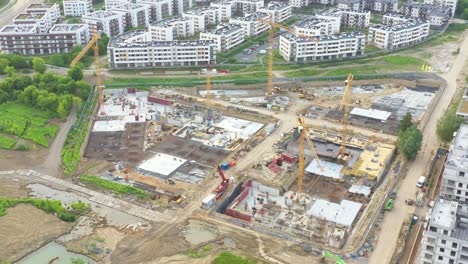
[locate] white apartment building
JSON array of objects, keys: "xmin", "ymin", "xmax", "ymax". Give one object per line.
[
  {"xmin": 0, "ymin": 23, "xmax": 90, "ymax": 55},
  {"xmin": 135, "ymin": 0, "xmax": 173, "ymax": 22},
  {"xmin": 236, "ymin": 0, "xmax": 265, "ymax": 15},
  {"xmin": 210, "ymin": 1, "xmax": 237, "ymax": 21},
  {"xmin": 183, "ymin": 11, "xmax": 207, "ymax": 32},
  {"xmin": 428, "ymin": 8, "xmax": 451, "ymax": 26},
  {"xmin": 82, "ymin": 10, "xmax": 125, "ymax": 37},
  {"xmin": 439, "ymin": 125, "xmax": 468, "ymax": 203},
  {"xmin": 105, "ymin": 0, "xmax": 131, "ymax": 10},
  {"xmin": 150, "ymin": 17, "xmax": 195, "ymax": 41},
  {"xmin": 367, "ymin": 21, "xmax": 430, "ymax": 50},
  {"xmin": 316, "ymin": 9, "xmax": 342, "ymax": 31},
  {"xmin": 290, "ymin": 0, "xmax": 310, "ymax": 8},
  {"xmin": 372, "ymin": 0, "xmax": 398, "ymax": 13},
  {"xmin": 108, "ymin": 30, "xmax": 217, "ymax": 68},
  {"xmin": 337, "ymin": 0, "xmax": 364, "ymax": 11},
  {"xmin": 111, "ymin": 3, "xmax": 151, "ymax": 29},
  {"xmin": 200, "ymin": 24, "xmax": 245, "ymax": 51},
  {"xmin": 419, "ymin": 199, "xmax": 468, "ymax": 264},
  {"xmin": 257, "ymin": 1, "xmax": 292, "ymax": 23},
  {"xmin": 317, "ymin": 8, "xmax": 370, "ymax": 29},
  {"xmin": 200, "ymin": 7, "xmax": 223, "ymax": 25},
  {"xmin": 13, "ymin": 3, "xmax": 60, "ymax": 33},
  {"xmin": 402, "ymin": 2, "xmax": 435, "ymax": 19},
  {"xmin": 173, "ymin": 0, "xmax": 193, "ymax": 15},
  {"xmin": 424, "ymin": 0, "xmax": 457, "ymax": 16},
  {"xmin": 279, "ymin": 32, "xmax": 365, "ymax": 62},
  {"xmin": 382, "ymin": 13, "xmax": 415, "ymax": 25},
  {"xmin": 229, "ymin": 13, "xmax": 270, "ymax": 37},
  {"xmin": 63, "ymin": 0, "xmax": 93, "ymax": 16},
  {"xmin": 294, "ymin": 18, "xmax": 339, "ymax": 37}
]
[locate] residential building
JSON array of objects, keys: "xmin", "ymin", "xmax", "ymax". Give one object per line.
[
  {"xmin": 337, "ymin": 0, "xmax": 364, "ymax": 11},
  {"xmin": 257, "ymin": 1, "xmax": 292, "ymax": 23},
  {"xmin": 402, "ymin": 2, "xmax": 434, "ymax": 19},
  {"xmin": 372, "ymin": 0, "xmax": 398, "ymax": 13},
  {"xmin": 200, "ymin": 24, "xmax": 245, "ymax": 51},
  {"xmin": 105, "ymin": 0, "xmax": 131, "ymax": 10},
  {"xmin": 290, "ymin": 0, "xmax": 310, "ymax": 8},
  {"xmin": 229, "ymin": 13, "xmax": 270, "ymax": 37},
  {"xmin": 0, "ymin": 23, "xmax": 90, "ymax": 55},
  {"xmin": 63, "ymin": 0, "xmax": 93, "ymax": 16},
  {"xmin": 294, "ymin": 18, "xmax": 339, "ymax": 37},
  {"xmin": 173, "ymin": 0, "xmax": 193, "ymax": 15},
  {"xmin": 456, "ymin": 89, "xmax": 468, "ymax": 121},
  {"xmin": 108, "ymin": 30, "xmax": 217, "ymax": 68},
  {"xmin": 279, "ymin": 32, "xmax": 365, "ymax": 62},
  {"xmin": 425, "ymin": 0, "xmax": 457, "ymax": 17},
  {"xmin": 235, "ymin": 0, "xmax": 265, "ymax": 15},
  {"xmin": 316, "ymin": 9, "xmax": 342, "ymax": 31},
  {"xmin": 367, "ymin": 21, "xmax": 429, "ymax": 50},
  {"xmin": 135, "ymin": 0, "xmax": 173, "ymax": 22},
  {"xmin": 428, "ymin": 7, "xmax": 450, "ymax": 26},
  {"xmin": 317, "ymin": 8, "xmax": 370, "ymax": 29},
  {"xmin": 439, "ymin": 124, "xmax": 468, "ymax": 203},
  {"xmin": 149, "ymin": 17, "xmax": 195, "ymax": 41},
  {"xmin": 183, "ymin": 11, "xmax": 207, "ymax": 32},
  {"xmin": 200, "ymin": 7, "xmax": 222, "ymax": 25},
  {"xmin": 82, "ymin": 10, "xmax": 125, "ymax": 37},
  {"xmin": 419, "ymin": 199, "xmax": 468, "ymax": 264},
  {"xmin": 382, "ymin": 13, "xmax": 416, "ymax": 25},
  {"xmin": 13, "ymin": 3, "xmax": 60, "ymax": 33},
  {"xmin": 110, "ymin": 3, "xmax": 151, "ymax": 30},
  {"xmin": 210, "ymin": 1, "xmax": 237, "ymax": 21}
]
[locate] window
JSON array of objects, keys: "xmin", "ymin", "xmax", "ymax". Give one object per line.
[
  {"xmin": 449, "ymin": 259, "xmax": 454, "ymax": 264},
  {"xmin": 444, "ymin": 230, "xmax": 449, "ymax": 235},
  {"xmin": 442, "ymin": 240, "xmax": 446, "ymax": 244},
  {"xmin": 440, "ymin": 248, "xmax": 445, "ymax": 253},
  {"xmin": 430, "ymin": 227, "xmax": 437, "ymax": 232},
  {"xmin": 453, "ymin": 242, "xmax": 458, "ymax": 248},
  {"xmin": 459, "ymin": 183, "xmax": 463, "ymax": 187},
  {"xmin": 451, "ymin": 251, "xmax": 456, "ymax": 256},
  {"xmin": 438, "ymin": 256, "xmax": 443, "ymax": 261},
  {"xmin": 460, "ymin": 171, "xmax": 465, "ymax": 177}
]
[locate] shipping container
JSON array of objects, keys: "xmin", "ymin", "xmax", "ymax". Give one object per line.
[
  {"xmin": 281, "ymin": 153, "xmax": 297, "ymax": 163},
  {"xmin": 148, "ymin": 96, "xmax": 173, "ymax": 106}
]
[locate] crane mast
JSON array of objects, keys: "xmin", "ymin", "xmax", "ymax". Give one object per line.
[{"xmin": 339, "ymin": 73, "xmax": 353, "ymax": 159}]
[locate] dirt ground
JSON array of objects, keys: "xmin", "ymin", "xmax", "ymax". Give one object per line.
[
  {"xmin": 0, "ymin": 177, "xmax": 30, "ymax": 198},
  {"xmin": 0, "ymin": 204, "xmax": 73, "ymax": 262},
  {"xmin": 0, "ymin": 148, "xmax": 48, "ymax": 171}
]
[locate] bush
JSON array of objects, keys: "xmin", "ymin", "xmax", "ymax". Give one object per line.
[
  {"xmin": 80, "ymin": 175, "xmax": 149, "ymax": 199},
  {"xmin": 0, "ymin": 197, "xmax": 80, "ymax": 222}
]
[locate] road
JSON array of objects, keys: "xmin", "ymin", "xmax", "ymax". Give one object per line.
[
  {"xmin": 0, "ymin": 0, "xmax": 40, "ymax": 28},
  {"xmin": 369, "ymin": 32, "xmax": 468, "ymax": 264}
]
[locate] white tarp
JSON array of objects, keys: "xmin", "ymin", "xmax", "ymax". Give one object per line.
[
  {"xmin": 305, "ymin": 159, "xmax": 343, "ymax": 179},
  {"xmin": 138, "ymin": 153, "xmax": 186, "ymax": 176},
  {"xmin": 350, "ymin": 108, "xmax": 391, "ymax": 122}
]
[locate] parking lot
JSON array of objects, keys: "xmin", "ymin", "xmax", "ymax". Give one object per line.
[{"xmin": 234, "ymin": 35, "xmax": 280, "ymax": 62}]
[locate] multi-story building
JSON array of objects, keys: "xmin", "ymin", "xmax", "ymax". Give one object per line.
[
  {"xmin": 294, "ymin": 18, "xmax": 339, "ymax": 37},
  {"xmin": 367, "ymin": 21, "xmax": 430, "ymax": 50},
  {"xmin": 63, "ymin": 0, "xmax": 93, "ymax": 16},
  {"xmin": 439, "ymin": 124, "xmax": 468, "ymax": 203},
  {"xmin": 372, "ymin": 0, "xmax": 398, "ymax": 13},
  {"xmin": 149, "ymin": 17, "xmax": 195, "ymax": 41},
  {"xmin": 337, "ymin": 0, "xmax": 364, "ymax": 11},
  {"xmin": 108, "ymin": 30, "xmax": 217, "ymax": 68},
  {"xmin": 13, "ymin": 3, "xmax": 60, "ymax": 33},
  {"xmin": 173, "ymin": 0, "xmax": 193, "ymax": 15},
  {"xmin": 183, "ymin": 11, "xmax": 207, "ymax": 33},
  {"xmin": 317, "ymin": 8, "xmax": 370, "ymax": 29},
  {"xmin": 402, "ymin": 2, "xmax": 435, "ymax": 19},
  {"xmin": 82, "ymin": 10, "xmax": 125, "ymax": 37},
  {"xmin": 316, "ymin": 9, "xmax": 342, "ymax": 30},
  {"xmin": 382, "ymin": 13, "xmax": 416, "ymax": 25},
  {"xmin": 200, "ymin": 24, "xmax": 244, "ymax": 51},
  {"xmin": 110, "ymin": 3, "xmax": 151, "ymax": 30},
  {"xmin": 210, "ymin": 1, "xmax": 237, "ymax": 21},
  {"xmin": 290, "ymin": 0, "xmax": 310, "ymax": 8},
  {"xmin": 257, "ymin": 1, "xmax": 292, "ymax": 23},
  {"xmin": 105, "ymin": 0, "xmax": 131, "ymax": 10},
  {"xmin": 0, "ymin": 23, "xmax": 90, "ymax": 55},
  {"xmin": 419, "ymin": 199, "xmax": 468, "ymax": 264},
  {"xmin": 229, "ymin": 13, "xmax": 270, "ymax": 37},
  {"xmin": 424, "ymin": 0, "xmax": 457, "ymax": 17},
  {"xmin": 200, "ymin": 7, "xmax": 222, "ymax": 25},
  {"xmin": 428, "ymin": 7, "xmax": 451, "ymax": 26},
  {"xmin": 135, "ymin": 0, "xmax": 173, "ymax": 23},
  {"xmin": 279, "ymin": 32, "xmax": 365, "ymax": 62},
  {"xmin": 235, "ymin": 0, "xmax": 265, "ymax": 15}
]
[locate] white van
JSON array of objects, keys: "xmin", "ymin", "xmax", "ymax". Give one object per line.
[{"xmin": 416, "ymin": 176, "xmax": 426, "ymax": 188}]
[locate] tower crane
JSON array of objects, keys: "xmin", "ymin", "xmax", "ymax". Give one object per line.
[
  {"xmin": 297, "ymin": 116, "xmax": 323, "ymax": 194},
  {"xmin": 205, "ymin": 63, "xmax": 213, "ymax": 127},
  {"xmin": 70, "ymin": 32, "xmax": 104, "ymax": 114},
  {"xmin": 338, "ymin": 73, "xmax": 353, "ymax": 160},
  {"xmin": 257, "ymin": 17, "xmax": 318, "ymax": 97}
]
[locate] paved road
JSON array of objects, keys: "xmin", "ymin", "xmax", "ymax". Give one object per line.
[
  {"xmin": 369, "ymin": 32, "xmax": 468, "ymax": 264},
  {"xmin": 0, "ymin": 0, "xmax": 40, "ymax": 28}
]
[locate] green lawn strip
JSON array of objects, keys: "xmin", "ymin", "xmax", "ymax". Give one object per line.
[
  {"xmin": 383, "ymin": 55, "xmax": 424, "ymax": 65},
  {"xmin": 212, "ymin": 252, "xmax": 258, "ymax": 264},
  {"xmin": 80, "ymin": 175, "xmax": 149, "ymax": 199},
  {"xmin": 0, "ymin": 135, "xmax": 16, "ymax": 149},
  {"xmin": 0, "ymin": 197, "xmax": 88, "ymax": 222}
]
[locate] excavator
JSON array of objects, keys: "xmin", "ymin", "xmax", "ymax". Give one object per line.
[{"xmin": 213, "ymin": 165, "xmax": 229, "ymax": 200}]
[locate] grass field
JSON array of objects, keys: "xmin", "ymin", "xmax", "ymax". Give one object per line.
[
  {"xmin": 0, "ymin": 135, "xmax": 16, "ymax": 149},
  {"xmin": 0, "ymin": 102, "xmax": 58, "ymax": 147},
  {"xmin": 212, "ymin": 252, "xmax": 257, "ymax": 264},
  {"xmin": 80, "ymin": 175, "xmax": 150, "ymax": 199}
]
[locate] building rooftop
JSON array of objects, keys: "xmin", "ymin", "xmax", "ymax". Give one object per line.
[
  {"xmin": 308, "ymin": 199, "xmax": 363, "ymax": 226},
  {"xmin": 230, "ymin": 12, "xmax": 269, "ymax": 22},
  {"xmin": 152, "ymin": 17, "xmax": 190, "ymax": 27},
  {"xmin": 446, "ymin": 124, "xmax": 468, "ymax": 171},
  {"xmin": 15, "ymin": 12, "xmax": 46, "ymax": 20},
  {"xmin": 111, "ymin": 3, "xmax": 147, "ymax": 11},
  {"xmin": 295, "ymin": 18, "xmax": 332, "ymax": 30},
  {"xmin": 205, "ymin": 24, "xmax": 243, "ymax": 35},
  {"xmin": 109, "ymin": 30, "xmax": 215, "ymax": 48},
  {"xmin": 402, "ymin": 1, "xmax": 434, "ymax": 8},
  {"xmin": 0, "ymin": 24, "xmax": 37, "ymax": 34},
  {"xmin": 282, "ymin": 31, "xmax": 363, "ymax": 42},
  {"xmin": 83, "ymin": 10, "xmax": 120, "ymax": 19},
  {"xmin": 138, "ymin": 152, "xmax": 187, "ymax": 176},
  {"xmin": 430, "ymin": 199, "xmax": 458, "ymax": 229},
  {"xmin": 49, "ymin": 24, "xmax": 88, "ymax": 33},
  {"xmin": 317, "ymin": 8, "xmax": 343, "ymax": 17},
  {"xmin": 27, "ymin": 3, "xmax": 57, "ymax": 9},
  {"xmin": 374, "ymin": 0, "xmax": 397, "ymax": 3},
  {"xmin": 370, "ymin": 21, "xmax": 429, "ymax": 31},
  {"xmin": 348, "ymin": 143, "xmax": 395, "ymax": 180},
  {"xmin": 259, "ymin": 1, "xmax": 290, "ymax": 10},
  {"xmin": 429, "ymin": 6, "xmax": 451, "ymax": 17}
]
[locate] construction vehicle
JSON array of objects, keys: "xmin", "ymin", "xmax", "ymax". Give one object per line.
[
  {"xmin": 298, "ymin": 91, "xmax": 314, "ymax": 100},
  {"xmin": 322, "ymin": 251, "xmax": 346, "ymax": 264},
  {"xmin": 384, "ymin": 198, "xmax": 395, "ymax": 211},
  {"xmin": 213, "ymin": 165, "xmax": 229, "ymax": 200},
  {"xmin": 338, "ymin": 73, "xmax": 353, "ymax": 162}
]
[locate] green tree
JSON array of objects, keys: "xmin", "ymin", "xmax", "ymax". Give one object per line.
[
  {"xmin": 398, "ymin": 126, "xmax": 423, "ymax": 160},
  {"xmin": 48, "ymin": 54, "xmax": 65, "ymax": 67},
  {"xmin": 68, "ymin": 65, "xmax": 84, "ymax": 81},
  {"xmin": 437, "ymin": 109, "xmax": 463, "ymax": 142},
  {"xmin": 0, "ymin": 58, "xmax": 10, "ymax": 75},
  {"xmin": 97, "ymin": 34, "xmax": 110, "ymax": 55},
  {"xmin": 75, "ymin": 80, "xmax": 91, "ymax": 99},
  {"xmin": 4, "ymin": 66, "xmax": 15, "ymax": 77},
  {"xmin": 32, "ymin": 58, "xmax": 47, "ymax": 74},
  {"xmin": 399, "ymin": 112, "xmax": 413, "ymax": 133}
]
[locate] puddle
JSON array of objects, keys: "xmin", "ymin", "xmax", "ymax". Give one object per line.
[
  {"xmin": 183, "ymin": 224, "xmax": 217, "ymax": 245},
  {"xmin": 16, "ymin": 241, "xmax": 94, "ymax": 264}
]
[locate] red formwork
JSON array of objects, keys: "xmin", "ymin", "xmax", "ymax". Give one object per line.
[
  {"xmin": 281, "ymin": 153, "xmax": 297, "ymax": 163},
  {"xmin": 225, "ymin": 180, "xmax": 253, "ymax": 222},
  {"xmin": 127, "ymin": 88, "xmax": 136, "ymax": 93},
  {"xmin": 147, "ymin": 96, "xmax": 173, "ymax": 106}
]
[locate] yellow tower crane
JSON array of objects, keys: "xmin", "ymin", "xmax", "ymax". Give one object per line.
[
  {"xmin": 205, "ymin": 64, "xmax": 213, "ymax": 126},
  {"xmin": 338, "ymin": 73, "xmax": 353, "ymax": 160},
  {"xmin": 297, "ymin": 116, "xmax": 324, "ymax": 194},
  {"xmin": 70, "ymin": 32, "xmax": 103, "ymax": 113},
  {"xmin": 257, "ymin": 17, "xmax": 318, "ymax": 97}
]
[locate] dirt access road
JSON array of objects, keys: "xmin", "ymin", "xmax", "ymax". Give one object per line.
[{"xmin": 369, "ymin": 32, "xmax": 468, "ymax": 264}]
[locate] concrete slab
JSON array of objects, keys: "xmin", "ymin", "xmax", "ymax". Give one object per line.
[
  {"xmin": 305, "ymin": 159, "xmax": 344, "ymax": 179},
  {"xmin": 138, "ymin": 153, "xmax": 186, "ymax": 176},
  {"xmin": 308, "ymin": 199, "xmax": 362, "ymax": 226}
]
